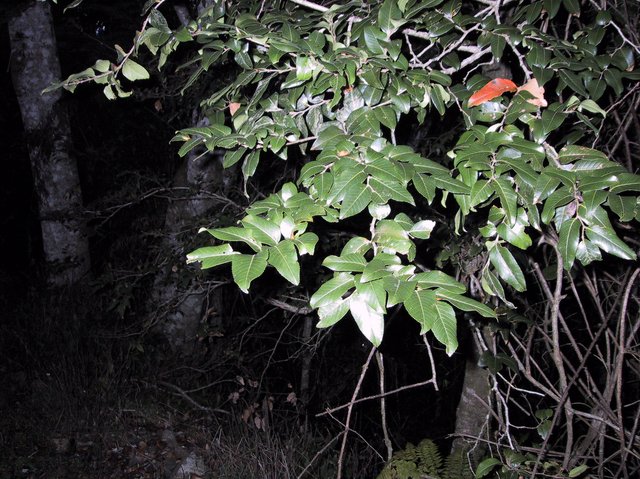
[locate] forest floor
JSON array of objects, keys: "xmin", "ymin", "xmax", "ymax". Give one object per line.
[
  {"xmin": 0, "ymin": 369, "xmax": 362, "ymax": 479},
  {"xmin": 0, "ymin": 360, "xmax": 373, "ymax": 479}
]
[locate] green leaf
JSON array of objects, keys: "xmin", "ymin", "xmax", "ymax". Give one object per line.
[
  {"xmin": 607, "ymin": 194, "xmax": 637, "ymax": 222},
  {"xmin": 432, "ymin": 300, "xmax": 458, "ymax": 356},
  {"xmin": 186, "ymin": 244, "xmax": 238, "ymax": 269},
  {"xmin": 384, "ymin": 277, "xmax": 416, "ymax": 307},
  {"xmin": 362, "ymin": 253, "xmax": 401, "ymax": 282},
  {"xmin": 377, "ymin": 0, "xmax": 404, "ymax": 36},
  {"xmin": 373, "ymin": 105, "xmax": 398, "ymax": 130},
  {"xmin": 412, "ymin": 173, "xmax": 436, "ymax": 203},
  {"xmin": 224, "ymin": 147, "xmax": 247, "ymax": 168},
  {"xmin": 496, "ymin": 215, "xmax": 533, "ymax": 250},
  {"xmin": 475, "ymin": 457, "xmax": 502, "ymax": 478},
  {"xmin": 580, "ymin": 99, "xmax": 606, "ymax": 116},
  {"xmin": 267, "ymin": 240, "xmax": 300, "ymax": 285},
  {"xmin": 541, "ymin": 105, "xmax": 567, "ymax": 135},
  {"xmin": 374, "ymin": 221, "xmax": 413, "ymax": 255},
  {"xmin": 294, "ymin": 232, "xmax": 319, "ymax": 255},
  {"xmin": 563, "ymin": 0, "xmax": 580, "ymax": 14},
  {"xmin": 312, "ymin": 124, "xmax": 346, "ymax": 150},
  {"xmin": 317, "ymin": 299, "xmax": 350, "ymax": 328},
  {"xmin": 610, "ymin": 173, "xmax": 640, "ymax": 194},
  {"xmin": 350, "ymin": 292, "xmax": 385, "ymax": 347},
  {"xmin": 481, "ymin": 268, "xmax": 514, "ymax": 307},
  {"xmin": 494, "ymin": 178, "xmax": 518, "ymax": 226},
  {"xmin": 103, "ymin": 85, "xmax": 117, "ymax": 100},
  {"xmin": 310, "ymin": 274, "xmax": 355, "ymax": 309},
  {"xmin": 413, "ymin": 271, "xmax": 466, "ymax": 293},
  {"xmin": 327, "ymin": 169, "xmax": 367, "ymax": 204},
  {"xmin": 405, "ymin": 289, "xmax": 437, "ymax": 333},
  {"xmin": 568, "ymin": 465, "xmax": 589, "ymax": 478},
  {"xmin": 489, "ymin": 245, "xmax": 526, "ymax": 291},
  {"xmin": 323, "ymin": 254, "xmax": 368, "ymax": 272},
  {"xmin": 558, "ymin": 218, "xmax": 581, "ymax": 270},
  {"xmin": 432, "ymin": 173, "xmax": 471, "ymax": 195},
  {"xmin": 585, "ymin": 225, "xmax": 636, "ymax": 260},
  {"xmin": 339, "ymin": 184, "xmax": 372, "ymax": 219},
  {"xmin": 341, "ymin": 237, "xmax": 372, "ymax": 255},
  {"xmin": 242, "ymin": 215, "xmax": 281, "ymax": 246},
  {"xmin": 390, "ymin": 92, "xmax": 410, "ymax": 113},
  {"xmin": 242, "ymin": 150, "xmax": 260, "ymax": 180},
  {"xmin": 409, "ymin": 220, "xmax": 436, "ymax": 239},
  {"xmin": 435, "ymin": 290, "xmax": 496, "ymax": 318},
  {"xmin": 559, "ymin": 70, "xmax": 587, "ymax": 97},
  {"xmin": 232, "ymin": 252, "xmax": 268, "ymax": 293},
  {"xmin": 296, "ymin": 56, "xmax": 315, "ymax": 81},
  {"xmin": 430, "ymin": 84, "xmax": 450, "ymax": 116},
  {"xmin": 470, "ymin": 180, "xmax": 495, "ymax": 208},
  {"xmin": 558, "ymin": 145, "xmax": 607, "ymax": 164},
  {"xmin": 122, "ymin": 59, "xmax": 150, "ymax": 81},
  {"xmin": 205, "ymin": 226, "xmax": 262, "ymax": 252},
  {"xmin": 541, "ymin": 186, "xmax": 574, "ymax": 224},
  {"xmin": 363, "ymin": 26, "xmax": 385, "ymax": 55},
  {"xmin": 534, "ymin": 174, "xmax": 561, "ymax": 203},
  {"xmin": 575, "ymin": 239, "xmax": 602, "ymax": 265}
]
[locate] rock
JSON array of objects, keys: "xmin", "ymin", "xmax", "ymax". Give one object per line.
[{"xmin": 171, "ymin": 452, "xmax": 207, "ymax": 479}]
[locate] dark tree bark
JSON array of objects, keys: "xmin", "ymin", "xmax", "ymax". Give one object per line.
[
  {"xmin": 451, "ymin": 327, "xmax": 491, "ymax": 466},
  {"xmin": 152, "ymin": 139, "xmax": 232, "ymax": 352},
  {"xmin": 148, "ymin": 0, "xmax": 239, "ymax": 353},
  {"xmin": 9, "ymin": 0, "xmax": 90, "ymax": 286}
]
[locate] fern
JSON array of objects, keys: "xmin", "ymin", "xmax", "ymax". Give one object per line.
[
  {"xmin": 441, "ymin": 448, "xmax": 474, "ymax": 479},
  {"xmin": 415, "ymin": 439, "xmax": 443, "ymax": 476},
  {"xmin": 377, "ymin": 459, "xmax": 422, "ymax": 479},
  {"xmin": 375, "ymin": 439, "xmax": 444, "ymax": 479}
]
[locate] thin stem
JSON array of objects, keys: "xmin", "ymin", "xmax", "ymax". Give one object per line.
[
  {"xmin": 376, "ymin": 352, "xmax": 393, "ymax": 461},
  {"xmin": 336, "ymin": 346, "xmax": 376, "ymax": 479}
]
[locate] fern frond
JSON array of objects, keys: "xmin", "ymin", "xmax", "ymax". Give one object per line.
[
  {"xmin": 415, "ymin": 439, "xmax": 443, "ymax": 475},
  {"xmin": 442, "ymin": 448, "xmax": 473, "ymax": 479}
]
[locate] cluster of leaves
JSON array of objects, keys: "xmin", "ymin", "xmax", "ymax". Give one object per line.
[
  {"xmin": 476, "ymin": 449, "xmax": 588, "ymax": 479},
  {"xmin": 55, "ymin": 0, "xmax": 640, "ymax": 357}
]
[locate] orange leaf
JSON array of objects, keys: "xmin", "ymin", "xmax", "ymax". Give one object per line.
[
  {"xmin": 517, "ymin": 78, "xmax": 547, "ymax": 107},
  {"xmin": 229, "ymin": 102, "xmax": 241, "ymax": 116},
  {"xmin": 468, "ymin": 78, "xmax": 518, "ymax": 107}
]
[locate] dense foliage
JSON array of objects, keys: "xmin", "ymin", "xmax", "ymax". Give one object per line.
[{"xmin": 52, "ymin": 0, "xmax": 640, "ymax": 477}]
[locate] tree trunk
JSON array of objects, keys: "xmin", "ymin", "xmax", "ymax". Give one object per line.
[
  {"xmin": 151, "ymin": 114, "xmax": 235, "ymax": 353},
  {"xmin": 451, "ymin": 325, "xmax": 492, "ymax": 467},
  {"xmin": 150, "ymin": 1, "xmax": 237, "ymax": 353},
  {"xmin": 9, "ymin": 1, "xmax": 90, "ymax": 286}
]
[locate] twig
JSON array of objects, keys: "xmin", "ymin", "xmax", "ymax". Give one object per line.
[
  {"xmin": 316, "ymin": 378, "xmax": 438, "ymax": 417},
  {"xmin": 441, "ymin": 47, "xmax": 491, "ymax": 75},
  {"xmin": 614, "ymin": 268, "xmax": 640, "ymax": 476},
  {"xmin": 289, "ymin": 0, "xmax": 328, "ymax": 13},
  {"xmin": 266, "ymin": 298, "xmax": 313, "ymax": 315},
  {"xmin": 296, "ymin": 433, "xmax": 342, "ymax": 479},
  {"xmin": 422, "ymin": 334, "xmax": 439, "ymax": 391},
  {"xmin": 157, "ymin": 380, "xmax": 230, "ymax": 414},
  {"xmin": 337, "ymin": 346, "xmax": 376, "ymax": 479},
  {"xmin": 376, "ymin": 351, "xmax": 393, "ymax": 461},
  {"xmin": 530, "ymin": 245, "xmax": 574, "ymax": 472}
]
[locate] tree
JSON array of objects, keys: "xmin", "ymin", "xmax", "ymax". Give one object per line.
[
  {"xmin": 54, "ymin": 0, "xmax": 640, "ymax": 477},
  {"xmin": 9, "ymin": 0, "xmax": 90, "ymax": 286}
]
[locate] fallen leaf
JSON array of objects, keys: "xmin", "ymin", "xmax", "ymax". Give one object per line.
[
  {"xmin": 468, "ymin": 78, "xmax": 518, "ymax": 107},
  {"xmin": 517, "ymin": 78, "xmax": 547, "ymax": 107}
]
